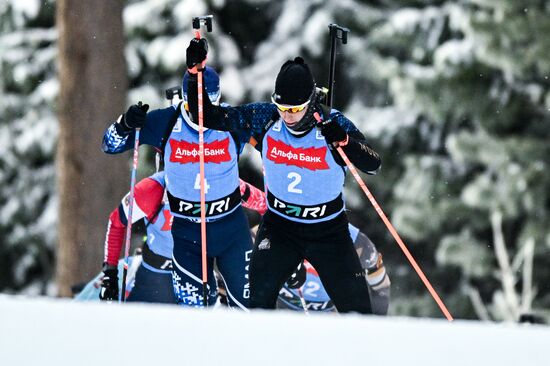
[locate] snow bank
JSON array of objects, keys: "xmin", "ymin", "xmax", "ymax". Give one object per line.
[{"xmin": 0, "ymin": 295, "xmax": 548, "ymax": 365}]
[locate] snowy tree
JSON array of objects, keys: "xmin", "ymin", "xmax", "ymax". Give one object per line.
[
  {"xmin": 1, "ymin": 0, "xmax": 548, "ymax": 322},
  {"xmin": 343, "ymin": 0, "xmax": 550, "ymax": 320},
  {"xmin": 240, "ymin": 0, "xmax": 549, "ymax": 320},
  {"xmin": 0, "ymin": 0, "xmax": 58, "ymax": 294}
]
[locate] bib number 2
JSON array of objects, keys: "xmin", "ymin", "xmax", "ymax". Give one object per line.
[{"xmin": 287, "ymin": 172, "xmax": 302, "ymax": 194}]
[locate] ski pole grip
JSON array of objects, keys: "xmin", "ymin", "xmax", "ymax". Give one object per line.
[
  {"xmin": 165, "ymin": 86, "xmax": 182, "ymax": 101},
  {"xmin": 192, "ymin": 15, "xmax": 213, "ymax": 32},
  {"xmin": 328, "ymin": 24, "xmax": 350, "ymax": 44}
]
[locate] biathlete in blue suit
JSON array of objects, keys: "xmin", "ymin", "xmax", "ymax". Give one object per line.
[
  {"xmin": 185, "ymin": 39, "xmax": 382, "ymax": 314},
  {"xmin": 102, "ymin": 67, "xmax": 254, "ymax": 309},
  {"xmin": 96, "ymin": 170, "xmax": 267, "ymax": 305}
]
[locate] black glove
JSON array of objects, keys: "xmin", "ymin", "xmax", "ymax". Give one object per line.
[
  {"xmin": 186, "ymin": 38, "xmax": 208, "ymax": 69},
  {"xmin": 99, "ymin": 264, "xmax": 119, "ymax": 301},
  {"xmin": 119, "ymin": 103, "xmax": 149, "ymax": 133},
  {"xmin": 286, "ymin": 262, "xmax": 306, "ymax": 289},
  {"xmin": 320, "ymin": 117, "xmax": 348, "ymax": 145}
]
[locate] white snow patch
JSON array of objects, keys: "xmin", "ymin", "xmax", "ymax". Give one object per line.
[
  {"xmin": 345, "ymin": 100, "xmax": 417, "ymax": 140},
  {"xmin": 434, "ymin": 39, "xmax": 475, "ymax": 73},
  {"xmin": 125, "ymin": 43, "xmax": 143, "ymax": 77},
  {"xmin": 124, "ymin": 0, "xmax": 168, "ymax": 33},
  {"xmin": 14, "ymin": 253, "xmax": 35, "ymax": 284},
  {"xmin": 128, "ymin": 85, "xmax": 164, "ymax": 109},
  {"xmin": 31, "ymin": 195, "xmax": 58, "ymax": 248},
  {"xmin": 10, "ymin": 0, "xmax": 41, "ymax": 22},
  {"xmin": 0, "ymin": 199, "xmax": 20, "ymax": 226},
  {"xmin": 448, "ymin": 3, "xmax": 470, "ymax": 32},
  {"xmin": 161, "ymin": 34, "xmax": 189, "ymax": 71},
  {"xmin": 389, "ymin": 7, "xmax": 429, "ymax": 34},
  {"xmin": 30, "ymin": 78, "xmax": 59, "ymax": 104},
  {"xmin": 216, "ymin": 34, "xmax": 241, "ymax": 65},
  {"xmin": 303, "ymin": 10, "xmax": 330, "ymax": 57},
  {"xmin": 0, "ymin": 296, "xmax": 549, "ymax": 365},
  {"xmin": 173, "ymin": 0, "xmax": 208, "ymax": 28},
  {"xmin": 220, "ymin": 66, "xmax": 246, "ymax": 104},
  {"xmin": 271, "ymin": 0, "xmax": 310, "ymax": 40}
]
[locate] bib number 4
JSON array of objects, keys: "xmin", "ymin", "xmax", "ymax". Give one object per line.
[{"xmin": 194, "ymin": 173, "xmax": 210, "ymax": 194}]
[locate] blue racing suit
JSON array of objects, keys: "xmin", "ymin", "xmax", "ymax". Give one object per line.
[
  {"xmin": 186, "ymin": 74, "xmax": 381, "ymax": 313},
  {"xmin": 102, "ymin": 104, "xmax": 253, "ymax": 309}
]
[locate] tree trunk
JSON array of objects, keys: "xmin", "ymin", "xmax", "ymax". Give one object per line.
[{"xmin": 56, "ymin": 0, "xmax": 128, "ymax": 297}]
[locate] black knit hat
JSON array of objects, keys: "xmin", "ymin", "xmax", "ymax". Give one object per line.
[{"xmin": 272, "ymin": 57, "xmax": 315, "ymax": 105}]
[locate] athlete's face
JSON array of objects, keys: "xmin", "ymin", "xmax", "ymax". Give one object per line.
[{"xmin": 277, "ymin": 105, "xmax": 308, "ymax": 127}]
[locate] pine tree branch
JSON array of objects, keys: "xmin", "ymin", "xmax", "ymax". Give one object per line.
[
  {"xmin": 520, "ymin": 237, "xmax": 535, "ymax": 314},
  {"xmin": 465, "ymin": 283, "xmax": 491, "ymax": 321},
  {"xmin": 490, "ymin": 210, "xmax": 520, "ymax": 319}
]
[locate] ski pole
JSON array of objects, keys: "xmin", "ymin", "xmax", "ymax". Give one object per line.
[
  {"xmin": 192, "ymin": 15, "xmax": 213, "ymax": 307},
  {"xmin": 297, "ymin": 288, "xmax": 310, "ymax": 315},
  {"xmin": 319, "ymin": 24, "xmax": 453, "ymax": 321},
  {"xmin": 120, "ymin": 101, "xmax": 143, "ymax": 303},
  {"xmin": 326, "ymin": 24, "xmax": 348, "ymax": 107}
]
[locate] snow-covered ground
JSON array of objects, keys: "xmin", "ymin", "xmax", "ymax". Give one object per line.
[{"xmin": 1, "ymin": 295, "xmax": 549, "ymax": 365}]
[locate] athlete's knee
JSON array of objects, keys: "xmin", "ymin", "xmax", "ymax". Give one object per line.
[{"xmin": 366, "ymin": 253, "xmax": 390, "ymax": 291}]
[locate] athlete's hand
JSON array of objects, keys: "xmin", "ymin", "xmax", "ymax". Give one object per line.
[
  {"xmin": 286, "ymin": 262, "xmax": 306, "ymax": 289},
  {"xmin": 320, "ymin": 117, "xmax": 348, "ymax": 146},
  {"xmin": 119, "ymin": 103, "xmax": 149, "ymax": 132},
  {"xmin": 99, "ymin": 264, "xmax": 119, "ymax": 301},
  {"xmin": 186, "ymin": 38, "xmax": 208, "ymax": 70}
]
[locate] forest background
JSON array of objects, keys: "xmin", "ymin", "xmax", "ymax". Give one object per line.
[{"xmin": 1, "ymin": 0, "xmax": 548, "ymax": 322}]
